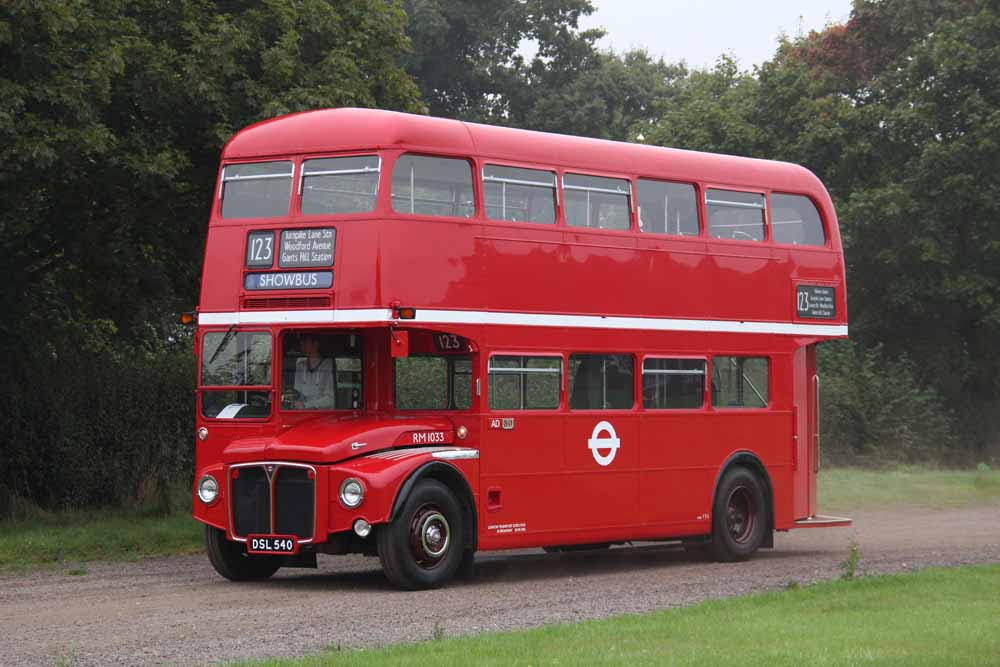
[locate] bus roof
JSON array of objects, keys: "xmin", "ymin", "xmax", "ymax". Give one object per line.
[{"xmin": 222, "ymin": 108, "xmax": 825, "ymax": 195}]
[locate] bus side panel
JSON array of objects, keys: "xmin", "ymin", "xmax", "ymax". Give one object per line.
[{"xmin": 638, "ymin": 413, "xmax": 715, "ymax": 526}]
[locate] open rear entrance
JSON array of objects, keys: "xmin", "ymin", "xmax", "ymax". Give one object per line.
[{"xmin": 792, "ymin": 343, "xmax": 819, "ymax": 519}]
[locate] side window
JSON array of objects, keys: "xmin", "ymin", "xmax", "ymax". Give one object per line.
[
  {"xmin": 642, "ymin": 358, "xmax": 706, "ymax": 409},
  {"xmin": 569, "ymin": 354, "xmax": 634, "ymax": 409},
  {"xmin": 395, "ymin": 356, "xmax": 472, "ymax": 410},
  {"xmin": 488, "ymin": 356, "xmax": 561, "ymax": 410},
  {"xmin": 637, "ymin": 179, "xmax": 699, "ymax": 236},
  {"xmin": 706, "ymin": 189, "xmax": 765, "ymax": 241},
  {"xmin": 221, "ymin": 161, "xmax": 294, "ymax": 219},
  {"xmin": 712, "ymin": 357, "xmax": 768, "ymax": 408},
  {"xmin": 281, "ymin": 333, "xmax": 363, "ymax": 410},
  {"xmin": 483, "ymin": 165, "xmax": 557, "ymax": 224},
  {"xmin": 301, "ymin": 155, "xmax": 379, "ymax": 214},
  {"xmin": 771, "ymin": 193, "xmax": 827, "ymax": 246},
  {"xmin": 391, "ymin": 154, "xmax": 475, "ymax": 218},
  {"xmin": 563, "ymin": 174, "xmax": 631, "ymax": 230}
]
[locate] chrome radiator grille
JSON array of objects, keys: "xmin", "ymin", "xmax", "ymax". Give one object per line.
[{"xmin": 229, "ymin": 463, "xmax": 316, "ymax": 541}]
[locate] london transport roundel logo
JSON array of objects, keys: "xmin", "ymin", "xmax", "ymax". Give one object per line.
[{"xmin": 588, "ymin": 420, "xmax": 620, "ymax": 467}]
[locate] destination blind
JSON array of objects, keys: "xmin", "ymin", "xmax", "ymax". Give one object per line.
[{"xmin": 279, "ymin": 228, "xmax": 335, "ymax": 268}]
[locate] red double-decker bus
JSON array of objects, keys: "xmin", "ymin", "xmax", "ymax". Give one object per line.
[{"xmin": 192, "ymin": 108, "xmax": 850, "ymax": 589}]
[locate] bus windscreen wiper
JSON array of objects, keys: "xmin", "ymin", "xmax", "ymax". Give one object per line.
[{"xmin": 208, "ymin": 324, "xmax": 238, "ymax": 366}]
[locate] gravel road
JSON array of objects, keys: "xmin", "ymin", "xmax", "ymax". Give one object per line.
[{"xmin": 3, "ymin": 506, "xmax": 998, "ymax": 666}]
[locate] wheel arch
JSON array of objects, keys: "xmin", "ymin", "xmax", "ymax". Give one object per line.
[
  {"xmin": 712, "ymin": 451, "xmax": 775, "ymax": 548},
  {"xmin": 390, "ymin": 461, "xmax": 478, "ymax": 552}
]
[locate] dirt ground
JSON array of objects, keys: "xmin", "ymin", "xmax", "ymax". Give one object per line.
[{"xmin": 2, "ymin": 506, "xmax": 998, "ymax": 666}]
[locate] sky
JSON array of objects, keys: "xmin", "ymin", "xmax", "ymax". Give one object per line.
[{"xmin": 578, "ymin": 0, "xmax": 854, "ymax": 69}]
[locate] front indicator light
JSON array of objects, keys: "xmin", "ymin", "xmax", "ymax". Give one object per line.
[
  {"xmin": 340, "ymin": 478, "xmax": 365, "ymax": 508},
  {"xmin": 197, "ymin": 475, "xmax": 219, "ymax": 504},
  {"xmin": 353, "ymin": 519, "xmax": 372, "ymax": 538}
]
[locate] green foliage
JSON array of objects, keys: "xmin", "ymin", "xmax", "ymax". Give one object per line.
[
  {"xmin": 818, "ymin": 341, "xmax": 957, "ymax": 464},
  {"xmin": 0, "ymin": 0, "xmax": 424, "ymax": 352},
  {"xmin": 0, "ymin": 345, "xmax": 196, "ymax": 513},
  {"xmin": 841, "ymin": 536, "xmax": 860, "ymax": 579},
  {"xmin": 403, "ymin": 0, "xmax": 683, "ymax": 140}
]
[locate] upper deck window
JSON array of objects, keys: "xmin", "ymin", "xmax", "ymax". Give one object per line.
[
  {"xmin": 221, "ymin": 161, "xmax": 293, "ymax": 219},
  {"xmin": 391, "ymin": 154, "xmax": 475, "ymax": 218},
  {"xmin": 301, "ymin": 156, "xmax": 380, "ymax": 215},
  {"xmin": 771, "ymin": 193, "xmax": 827, "ymax": 246},
  {"xmin": 637, "ymin": 179, "xmax": 699, "ymax": 236},
  {"xmin": 706, "ymin": 189, "xmax": 765, "ymax": 241},
  {"xmin": 483, "ymin": 165, "xmax": 556, "ymax": 224},
  {"xmin": 564, "ymin": 174, "xmax": 631, "ymax": 231}
]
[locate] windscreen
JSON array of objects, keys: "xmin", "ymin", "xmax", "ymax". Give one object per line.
[{"xmin": 200, "ymin": 331, "xmax": 272, "ymax": 418}]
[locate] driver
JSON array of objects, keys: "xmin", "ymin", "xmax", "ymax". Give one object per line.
[{"xmin": 293, "ymin": 335, "xmax": 335, "ymax": 409}]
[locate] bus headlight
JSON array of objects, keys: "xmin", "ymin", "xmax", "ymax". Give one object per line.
[
  {"xmin": 197, "ymin": 475, "xmax": 219, "ymax": 504},
  {"xmin": 339, "ymin": 478, "xmax": 365, "ymax": 508}
]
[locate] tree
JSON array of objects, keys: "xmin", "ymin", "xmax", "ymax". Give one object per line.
[
  {"xmin": 0, "ymin": 0, "xmax": 425, "ymax": 508},
  {"xmin": 0, "ymin": 0, "xmax": 424, "ymax": 351},
  {"xmin": 403, "ymin": 0, "xmax": 599, "ymax": 122}
]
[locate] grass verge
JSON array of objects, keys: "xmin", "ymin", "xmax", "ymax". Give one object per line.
[
  {"xmin": 237, "ymin": 564, "xmax": 1000, "ymax": 666},
  {"xmin": 818, "ymin": 465, "xmax": 1000, "ymax": 512},
  {"xmin": 0, "ymin": 505, "xmax": 202, "ymax": 571}
]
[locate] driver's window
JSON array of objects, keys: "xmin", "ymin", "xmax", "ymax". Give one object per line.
[{"xmin": 281, "ymin": 332, "xmax": 363, "ymax": 410}]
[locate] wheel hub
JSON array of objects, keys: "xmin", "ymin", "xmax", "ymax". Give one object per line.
[
  {"xmin": 725, "ymin": 486, "xmax": 756, "ymax": 544},
  {"xmin": 409, "ymin": 505, "xmax": 450, "ymax": 568}
]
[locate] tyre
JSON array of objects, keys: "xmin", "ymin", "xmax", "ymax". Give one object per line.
[
  {"xmin": 709, "ymin": 466, "xmax": 768, "ymax": 562},
  {"xmin": 204, "ymin": 526, "xmax": 282, "ymax": 581},
  {"xmin": 377, "ymin": 479, "xmax": 465, "ymax": 590}
]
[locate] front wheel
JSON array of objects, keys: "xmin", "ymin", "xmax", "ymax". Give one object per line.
[
  {"xmin": 709, "ymin": 466, "xmax": 768, "ymax": 562},
  {"xmin": 204, "ymin": 526, "xmax": 282, "ymax": 581},
  {"xmin": 377, "ymin": 479, "xmax": 465, "ymax": 590}
]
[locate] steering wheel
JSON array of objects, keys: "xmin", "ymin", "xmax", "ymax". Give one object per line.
[{"xmin": 281, "ymin": 388, "xmax": 302, "ymax": 409}]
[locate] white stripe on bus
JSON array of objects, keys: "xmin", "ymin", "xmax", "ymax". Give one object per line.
[{"xmin": 197, "ymin": 308, "xmax": 848, "ymax": 337}]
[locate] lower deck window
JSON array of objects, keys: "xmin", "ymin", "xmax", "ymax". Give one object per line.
[
  {"xmin": 569, "ymin": 354, "xmax": 634, "ymax": 409},
  {"xmin": 642, "ymin": 358, "xmax": 706, "ymax": 409},
  {"xmin": 712, "ymin": 357, "xmax": 769, "ymax": 408},
  {"xmin": 395, "ymin": 356, "xmax": 471, "ymax": 410},
  {"xmin": 488, "ymin": 356, "xmax": 561, "ymax": 410}
]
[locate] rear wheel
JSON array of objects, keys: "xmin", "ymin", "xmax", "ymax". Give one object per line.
[
  {"xmin": 709, "ymin": 466, "xmax": 768, "ymax": 562},
  {"xmin": 204, "ymin": 526, "xmax": 282, "ymax": 581},
  {"xmin": 377, "ymin": 479, "xmax": 465, "ymax": 590}
]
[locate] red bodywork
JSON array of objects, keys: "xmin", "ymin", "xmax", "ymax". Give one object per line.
[{"xmin": 193, "ymin": 108, "xmax": 849, "ymax": 556}]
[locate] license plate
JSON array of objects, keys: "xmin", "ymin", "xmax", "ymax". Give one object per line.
[{"xmin": 246, "ymin": 535, "xmax": 299, "ymax": 555}]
